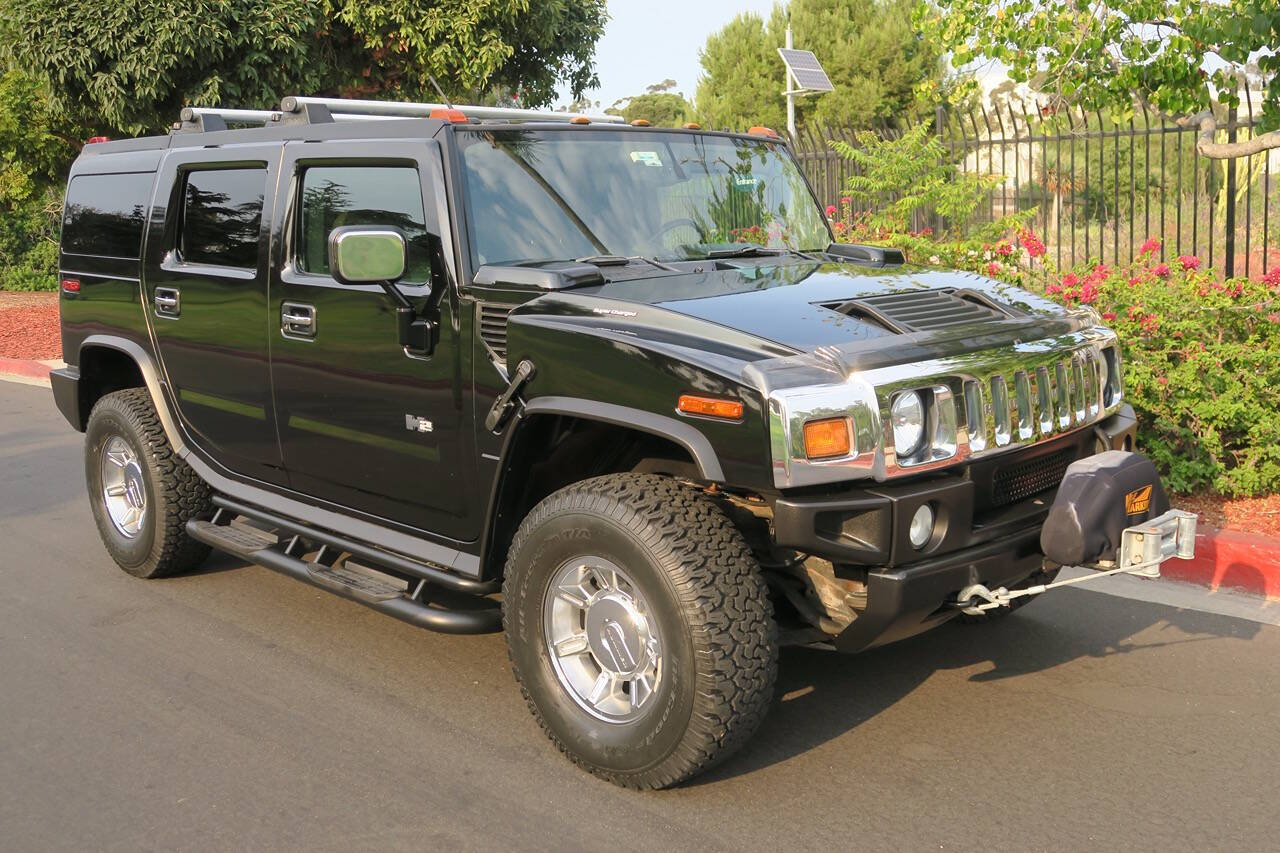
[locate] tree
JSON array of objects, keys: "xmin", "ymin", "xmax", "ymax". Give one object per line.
[
  {"xmin": 0, "ymin": 0, "xmax": 608, "ymax": 136},
  {"xmin": 606, "ymin": 92, "xmax": 694, "ymax": 126},
  {"xmin": 696, "ymin": 13, "xmax": 785, "ymax": 131},
  {"xmin": 921, "ymin": 0, "xmax": 1280, "ymax": 159},
  {"xmin": 0, "ymin": 70, "xmax": 85, "ymax": 289},
  {"xmin": 695, "ymin": 0, "xmax": 945, "ymax": 132}
]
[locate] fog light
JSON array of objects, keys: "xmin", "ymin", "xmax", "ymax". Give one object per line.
[{"xmin": 909, "ymin": 504, "xmax": 934, "ymax": 549}]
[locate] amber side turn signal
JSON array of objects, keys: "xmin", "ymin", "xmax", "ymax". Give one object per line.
[
  {"xmin": 677, "ymin": 395, "xmax": 744, "ymax": 420},
  {"xmin": 803, "ymin": 417, "xmax": 852, "ymax": 459}
]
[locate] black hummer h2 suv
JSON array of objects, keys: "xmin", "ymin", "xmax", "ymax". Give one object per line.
[{"xmin": 52, "ymin": 96, "xmax": 1185, "ymax": 789}]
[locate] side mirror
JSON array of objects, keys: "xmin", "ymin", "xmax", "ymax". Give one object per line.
[{"xmin": 327, "ymin": 226, "xmax": 406, "ymax": 284}]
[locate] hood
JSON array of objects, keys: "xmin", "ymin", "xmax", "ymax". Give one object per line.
[{"xmin": 581, "ymin": 260, "xmax": 1078, "ymax": 354}]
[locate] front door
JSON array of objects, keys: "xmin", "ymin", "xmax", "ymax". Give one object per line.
[
  {"xmin": 268, "ymin": 140, "xmax": 476, "ymax": 541},
  {"xmin": 145, "ymin": 146, "xmax": 283, "ymax": 483}
]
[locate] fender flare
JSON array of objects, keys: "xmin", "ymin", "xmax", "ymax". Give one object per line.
[
  {"xmin": 78, "ymin": 334, "xmax": 187, "ymax": 451},
  {"xmin": 520, "ymin": 396, "xmax": 725, "ymax": 482}
]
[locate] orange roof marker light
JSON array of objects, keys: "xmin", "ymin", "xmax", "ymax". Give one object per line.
[
  {"xmin": 428, "ymin": 108, "xmax": 468, "ymax": 123},
  {"xmin": 682, "ymin": 122, "xmax": 702, "ymax": 130},
  {"xmin": 629, "ymin": 118, "xmax": 651, "ymax": 127},
  {"xmin": 747, "ymin": 126, "xmax": 779, "ymax": 139},
  {"xmin": 86, "ymin": 136, "xmax": 111, "ymax": 144},
  {"xmin": 677, "ymin": 394, "xmax": 744, "ymax": 421},
  {"xmin": 569, "ymin": 115, "xmax": 591, "ymax": 125}
]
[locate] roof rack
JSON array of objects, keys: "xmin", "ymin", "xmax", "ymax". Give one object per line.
[{"xmin": 175, "ymin": 95, "xmax": 624, "ymax": 133}]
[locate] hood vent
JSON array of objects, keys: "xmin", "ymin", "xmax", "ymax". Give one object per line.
[
  {"xmin": 824, "ymin": 288, "xmax": 1012, "ymax": 334},
  {"xmin": 478, "ymin": 302, "xmax": 512, "ymax": 364}
]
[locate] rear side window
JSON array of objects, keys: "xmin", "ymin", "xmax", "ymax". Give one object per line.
[
  {"xmin": 297, "ymin": 166, "xmax": 431, "ymax": 282},
  {"xmin": 62, "ymin": 173, "xmax": 151, "ymax": 258},
  {"xmin": 179, "ymin": 168, "xmax": 266, "ymax": 268}
]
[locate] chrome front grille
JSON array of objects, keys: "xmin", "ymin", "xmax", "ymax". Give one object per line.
[
  {"xmin": 758, "ymin": 325, "xmax": 1124, "ymax": 489},
  {"xmin": 962, "ymin": 348, "xmax": 1108, "ymax": 453}
]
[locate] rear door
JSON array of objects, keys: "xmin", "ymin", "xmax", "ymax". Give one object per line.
[
  {"xmin": 144, "ymin": 145, "xmax": 284, "ymax": 483},
  {"xmin": 267, "ymin": 139, "xmax": 476, "ymax": 541}
]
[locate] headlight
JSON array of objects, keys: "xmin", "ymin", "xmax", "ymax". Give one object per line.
[{"xmin": 890, "ymin": 391, "xmax": 925, "ymax": 457}]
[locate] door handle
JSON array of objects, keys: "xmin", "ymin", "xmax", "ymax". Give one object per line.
[
  {"xmin": 154, "ymin": 287, "xmax": 181, "ymax": 318},
  {"xmin": 281, "ymin": 302, "xmax": 317, "ymax": 338}
]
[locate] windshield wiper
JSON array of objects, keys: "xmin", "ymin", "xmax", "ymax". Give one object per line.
[
  {"xmin": 576, "ymin": 254, "xmax": 680, "ymax": 272},
  {"xmin": 703, "ymin": 246, "xmax": 785, "ymax": 259}
]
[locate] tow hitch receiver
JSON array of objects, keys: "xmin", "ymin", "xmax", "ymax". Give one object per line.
[{"xmin": 956, "ymin": 451, "xmax": 1199, "ymax": 615}]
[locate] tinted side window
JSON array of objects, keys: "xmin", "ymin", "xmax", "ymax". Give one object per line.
[
  {"xmin": 179, "ymin": 168, "xmax": 265, "ymax": 268},
  {"xmin": 62, "ymin": 172, "xmax": 151, "ymax": 258},
  {"xmin": 297, "ymin": 166, "xmax": 430, "ymax": 282}
]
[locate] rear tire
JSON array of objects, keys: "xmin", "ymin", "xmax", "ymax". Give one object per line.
[
  {"xmin": 502, "ymin": 473, "xmax": 778, "ymax": 789},
  {"xmin": 85, "ymin": 388, "xmax": 212, "ymax": 578}
]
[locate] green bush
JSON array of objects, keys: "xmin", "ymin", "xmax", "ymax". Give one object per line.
[
  {"xmin": 1042, "ymin": 248, "xmax": 1280, "ymax": 497},
  {"xmin": 832, "ymin": 221, "xmax": 1280, "ymax": 497}
]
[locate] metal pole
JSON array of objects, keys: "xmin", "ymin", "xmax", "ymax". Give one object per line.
[{"xmin": 786, "ymin": 22, "xmax": 796, "ymax": 139}]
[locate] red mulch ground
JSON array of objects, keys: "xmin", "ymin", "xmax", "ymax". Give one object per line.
[
  {"xmin": 0, "ymin": 291, "xmax": 61, "ymax": 360},
  {"xmin": 1176, "ymin": 492, "xmax": 1280, "ymax": 540},
  {"xmin": 0, "ymin": 290, "xmax": 1276, "ymax": 538}
]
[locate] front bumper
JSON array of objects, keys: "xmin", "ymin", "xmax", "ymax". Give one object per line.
[
  {"xmin": 832, "ymin": 525, "xmax": 1045, "ymax": 652},
  {"xmin": 771, "ymin": 406, "xmax": 1138, "ymax": 653}
]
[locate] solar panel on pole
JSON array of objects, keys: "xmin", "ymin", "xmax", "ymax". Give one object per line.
[{"xmin": 777, "ymin": 49, "xmax": 834, "ymax": 93}]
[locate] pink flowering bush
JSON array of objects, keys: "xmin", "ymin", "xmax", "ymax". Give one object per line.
[
  {"xmin": 1040, "ymin": 247, "xmax": 1280, "ymax": 496},
  {"xmin": 830, "ymin": 221, "xmax": 1280, "ymax": 495}
]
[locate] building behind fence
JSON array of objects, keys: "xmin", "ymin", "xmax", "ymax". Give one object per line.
[{"xmin": 790, "ymin": 96, "xmax": 1277, "ymax": 280}]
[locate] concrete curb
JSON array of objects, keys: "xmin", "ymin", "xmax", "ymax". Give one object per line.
[
  {"xmin": 1161, "ymin": 528, "xmax": 1280, "ymax": 601},
  {"xmin": 0, "ymin": 356, "xmax": 61, "ymax": 387}
]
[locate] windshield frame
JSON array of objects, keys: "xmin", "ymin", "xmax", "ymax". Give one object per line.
[{"xmin": 452, "ymin": 124, "xmax": 834, "ymax": 277}]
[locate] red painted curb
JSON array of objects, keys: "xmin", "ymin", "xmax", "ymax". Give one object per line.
[
  {"xmin": 1160, "ymin": 528, "xmax": 1280, "ymax": 600},
  {"xmin": 0, "ymin": 356, "xmax": 56, "ymax": 381}
]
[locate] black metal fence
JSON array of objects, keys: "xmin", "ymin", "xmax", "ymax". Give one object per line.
[{"xmin": 791, "ymin": 97, "xmax": 1277, "ymax": 279}]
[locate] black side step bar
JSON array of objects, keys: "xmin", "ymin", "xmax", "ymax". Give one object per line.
[
  {"xmin": 211, "ymin": 495, "xmax": 499, "ymax": 595},
  {"xmin": 186, "ymin": 517, "xmax": 501, "ymax": 636}
]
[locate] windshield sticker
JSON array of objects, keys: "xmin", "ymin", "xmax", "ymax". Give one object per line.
[
  {"xmin": 629, "ymin": 151, "xmax": 663, "ymax": 167},
  {"xmin": 732, "ymin": 175, "xmax": 759, "ymax": 191}
]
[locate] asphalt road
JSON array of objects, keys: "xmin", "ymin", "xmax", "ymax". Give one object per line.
[{"xmin": 3, "ymin": 379, "xmax": 1279, "ymax": 852}]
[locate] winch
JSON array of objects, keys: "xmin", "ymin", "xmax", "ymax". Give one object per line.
[{"xmin": 956, "ymin": 451, "xmax": 1199, "ymax": 614}]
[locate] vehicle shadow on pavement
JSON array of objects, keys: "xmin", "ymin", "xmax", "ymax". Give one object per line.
[{"xmin": 696, "ymin": 586, "xmax": 1262, "ymax": 785}]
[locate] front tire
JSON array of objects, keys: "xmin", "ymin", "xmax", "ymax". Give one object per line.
[
  {"xmin": 503, "ymin": 474, "xmax": 778, "ymax": 789},
  {"xmin": 85, "ymin": 388, "xmax": 212, "ymax": 578}
]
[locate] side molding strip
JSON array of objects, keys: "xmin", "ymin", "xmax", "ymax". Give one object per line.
[
  {"xmin": 78, "ymin": 334, "xmax": 482, "ymax": 577},
  {"xmin": 522, "ymin": 396, "xmax": 725, "ymax": 482}
]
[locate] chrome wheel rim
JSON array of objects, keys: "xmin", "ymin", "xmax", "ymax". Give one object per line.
[
  {"xmin": 100, "ymin": 435, "xmax": 147, "ymax": 539},
  {"xmin": 543, "ymin": 556, "xmax": 662, "ymax": 723}
]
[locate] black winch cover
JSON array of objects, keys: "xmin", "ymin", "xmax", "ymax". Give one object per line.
[{"xmin": 1040, "ymin": 450, "xmax": 1169, "ymax": 566}]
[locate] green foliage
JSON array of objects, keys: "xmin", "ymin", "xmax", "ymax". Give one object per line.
[
  {"xmin": 1044, "ymin": 252, "xmax": 1280, "ymax": 497},
  {"xmin": 606, "ymin": 93, "xmax": 694, "ymax": 127},
  {"xmin": 696, "ymin": 13, "xmax": 784, "ymax": 131},
  {"xmin": 920, "ymin": 0, "xmax": 1280, "ymax": 135},
  {"xmin": 0, "ymin": 70, "xmax": 81, "ymax": 291},
  {"xmin": 696, "ymin": 0, "xmax": 944, "ymax": 131},
  {"xmin": 830, "ymin": 123, "xmax": 1029, "ymax": 239},
  {"xmin": 0, "ymin": 0, "xmax": 607, "ymax": 136}
]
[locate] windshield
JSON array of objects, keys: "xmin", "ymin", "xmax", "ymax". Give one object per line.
[{"xmin": 458, "ymin": 128, "xmax": 831, "ymax": 266}]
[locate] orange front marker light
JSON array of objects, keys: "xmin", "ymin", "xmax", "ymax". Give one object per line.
[
  {"xmin": 747, "ymin": 126, "xmax": 779, "ymax": 139},
  {"xmin": 677, "ymin": 394, "xmax": 744, "ymax": 420},
  {"xmin": 569, "ymin": 115, "xmax": 591, "ymax": 125},
  {"xmin": 803, "ymin": 417, "xmax": 852, "ymax": 459}
]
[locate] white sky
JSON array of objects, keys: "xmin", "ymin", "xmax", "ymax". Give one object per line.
[{"xmin": 559, "ymin": 0, "xmax": 780, "ymax": 110}]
